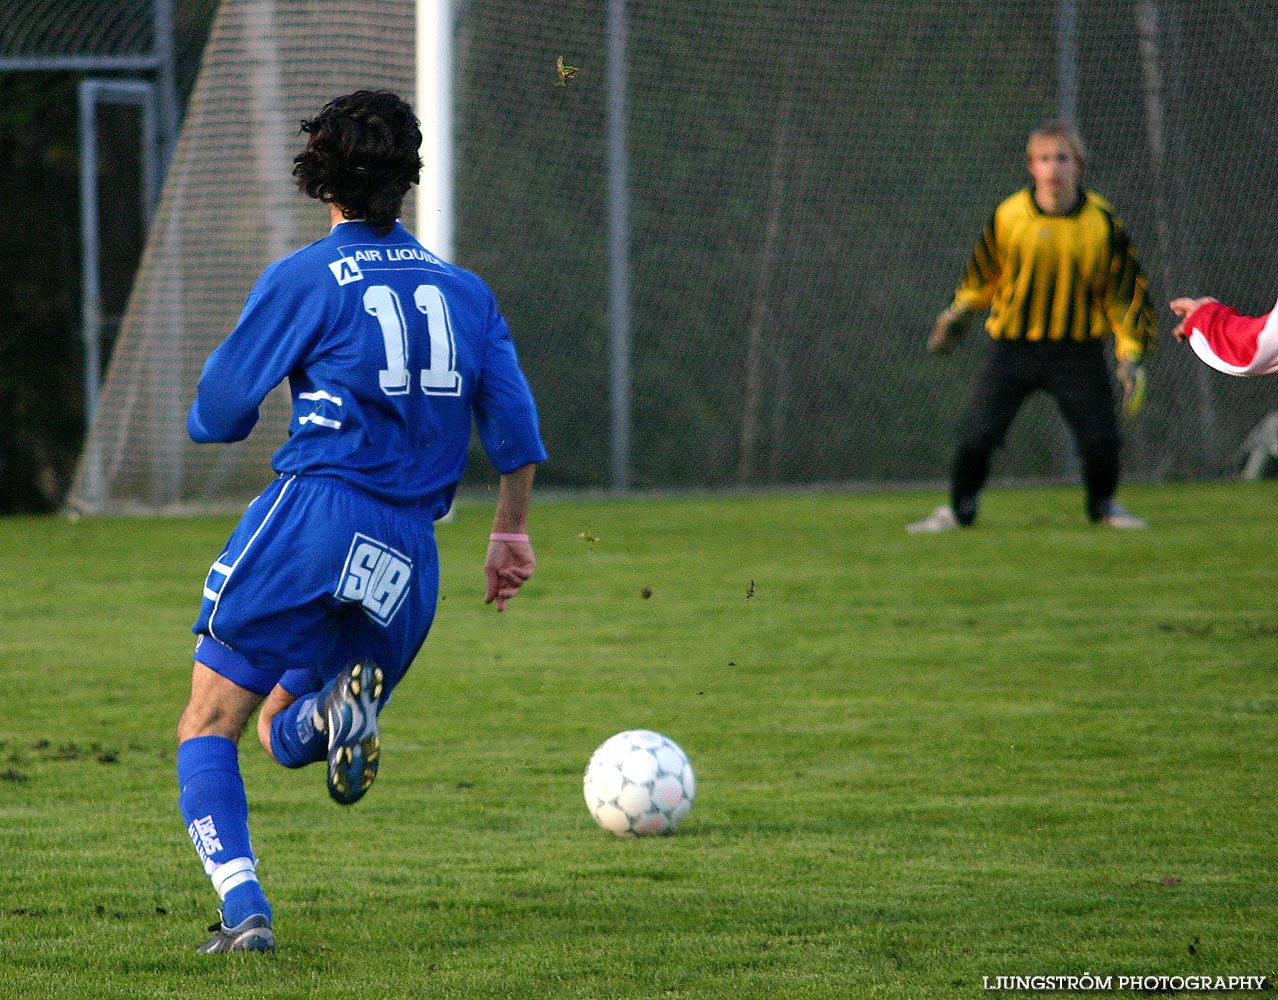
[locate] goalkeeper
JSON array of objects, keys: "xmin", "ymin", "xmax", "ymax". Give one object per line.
[{"xmin": 909, "ymin": 120, "xmax": 1156, "ymax": 533}]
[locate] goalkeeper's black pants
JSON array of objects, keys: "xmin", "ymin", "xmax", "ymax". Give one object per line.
[{"xmin": 949, "ymin": 339, "xmax": 1121, "ymax": 525}]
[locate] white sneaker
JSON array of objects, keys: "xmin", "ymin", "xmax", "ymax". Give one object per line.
[
  {"xmin": 907, "ymin": 505, "xmax": 959, "ymax": 534},
  {"xmin": 1099, "ymin": 502, "xmax": 1147, "ymax": 530}
]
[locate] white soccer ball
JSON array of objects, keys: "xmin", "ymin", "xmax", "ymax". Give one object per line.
[{"xmin": 583, "ymin": 730, "xmax": 696, "ymax": 836}]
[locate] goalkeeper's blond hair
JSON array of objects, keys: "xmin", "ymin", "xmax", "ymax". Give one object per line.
[{"xmin": 1027, "ymin": 120, "xmax": 1087, "ymax": 168}]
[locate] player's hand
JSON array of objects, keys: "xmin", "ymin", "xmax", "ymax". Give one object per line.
[
  {"xmin": 927, "ymin": 307, "xmax": 970, "ymax": 355},
  {"xmin": 1169, "ymin": 296, "xmax": 1216, "ymax": 341},
  {"xmin": 1117, "ymin": 360, "xmax": 1147, "ymax": 419},
  {"xmin": 484, "ymin": 537, "xmax": 535, "ymax": 611}
]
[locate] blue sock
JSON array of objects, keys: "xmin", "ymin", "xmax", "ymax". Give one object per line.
[
  {"xmin": 269, "ymin": 692, "xmax": 329, "ymax": 768},
  {"xmin": 177, "ymin": 735, "xmax": 272, "ymax": 927}
]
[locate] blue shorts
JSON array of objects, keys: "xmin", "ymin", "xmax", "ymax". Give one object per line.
[{"xmin": 193, "ymin": 475, "xmax": 440, "ymax": 698}]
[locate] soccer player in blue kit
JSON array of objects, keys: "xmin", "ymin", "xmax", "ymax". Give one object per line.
[{"xmin": 175, "ymin": 90, "xmax": 547, "ymax": 953}]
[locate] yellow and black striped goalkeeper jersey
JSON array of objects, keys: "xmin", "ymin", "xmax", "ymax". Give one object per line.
[{"xmin": 950, "ymin": 188, "xmax": 1156, "ymax": 363}]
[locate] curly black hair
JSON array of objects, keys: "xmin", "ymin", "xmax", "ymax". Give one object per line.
[{"xmin": 293, "ymin": 90, "xmax": 423, "ymax": 236}]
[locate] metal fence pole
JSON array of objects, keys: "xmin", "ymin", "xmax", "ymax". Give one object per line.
[
  {"xmin": 607, "ymin": 0, "xmax": 632, "ymax": 492},
  {"xmin": 1056, "ymin": 0, "xmax": 1079, "ymax": 124}
]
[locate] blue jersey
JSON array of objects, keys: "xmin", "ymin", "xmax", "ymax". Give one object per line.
[{"xmin": 188, "ymin": 220, "xmax": 546, "ymax": 510}]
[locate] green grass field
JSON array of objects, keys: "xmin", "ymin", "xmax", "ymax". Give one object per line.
[{"xmin": 1, "ymin": 482, "xmax": 1275, "ymax": 999}]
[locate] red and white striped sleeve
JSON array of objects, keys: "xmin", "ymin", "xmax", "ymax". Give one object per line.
[{"xmin": 1185, "ymin": 296, "xmax": 1278, "ymax": 377}]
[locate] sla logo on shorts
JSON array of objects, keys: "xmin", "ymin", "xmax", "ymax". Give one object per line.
[{"xmin": 337, "ymin": 533, "xmax": 413, "ymax": 625}]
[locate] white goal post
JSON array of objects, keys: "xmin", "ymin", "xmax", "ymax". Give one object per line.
[{"xmin": 415, "ymin": 0, "xmax": 453, "ymax": 261}]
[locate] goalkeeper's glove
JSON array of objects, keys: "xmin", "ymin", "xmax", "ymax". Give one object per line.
[
  {"xmin": 927, "ymin": 305, "xmax": 972, "ymax": 355},
  {"xmin": 1117, "ymin": 360, "xmax": 1147, "ymax": 418}
]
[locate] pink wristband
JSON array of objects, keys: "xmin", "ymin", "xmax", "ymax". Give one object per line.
[{"xmin": 490, "ymin": 532, "xmax": 530, "ymax": 543}]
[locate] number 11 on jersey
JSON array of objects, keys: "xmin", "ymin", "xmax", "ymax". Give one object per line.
[{"xmin": 363, "ymin": 283, "xmax": 462, "ymax": 397}]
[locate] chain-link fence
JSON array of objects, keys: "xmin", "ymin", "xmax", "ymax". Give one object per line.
[{"xmin": 63, "ymin": 1, "xmax": 1278, "ymax": 514}]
